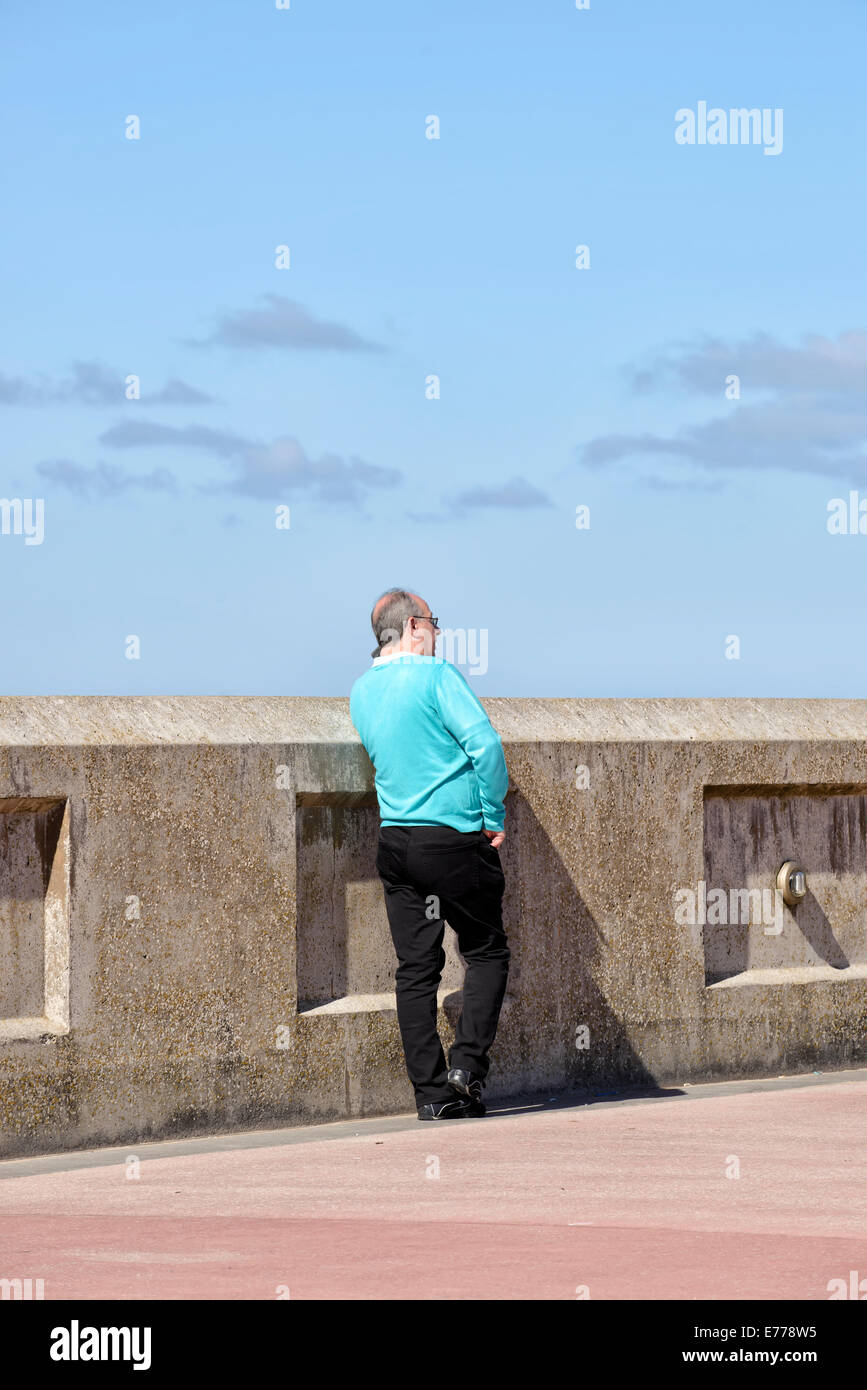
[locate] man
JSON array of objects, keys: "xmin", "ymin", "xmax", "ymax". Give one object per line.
[{"xmin": 349, "ymin": 588, "xmax": 510, "ymax": 1121}]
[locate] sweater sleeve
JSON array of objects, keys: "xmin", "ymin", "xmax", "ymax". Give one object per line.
[{"xmin": 434, "ymin": 662, "xmax": 508, "ymax": 831}]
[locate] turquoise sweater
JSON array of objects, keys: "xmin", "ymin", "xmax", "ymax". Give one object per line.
[{"xmin": 349, "ymin": 654, "xmax": 508, "ymax": 832}]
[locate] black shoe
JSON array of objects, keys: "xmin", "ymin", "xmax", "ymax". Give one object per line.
[
  {"xmin": 447, "ymin": 1067, "xmax": 486, "ymax": 1106},
  {"xmin": 417, "ymin": 1097, "xmax": 474, "ymax": 1121}
]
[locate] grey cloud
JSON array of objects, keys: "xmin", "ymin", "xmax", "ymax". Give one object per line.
[
  {"xmin": 582, "ymin": 432, "xmax": 698, "ymax": 467},
  {"xmin": 99, "ymin": 420, "xmax": 249, "ymax": 458},
  {"xmin": 150, "ymin": 377, "xmax": 214, "ymax": 404},
  {"xmin": 223, "ymin": 437, "xmax": 401, "ymax": 504},
  {"xmin": 36, "ymin": 459, "xmax": 178, "ymax": 498},
  {"xmin": 451, "ymin": 475, "xmax": 555, "ymax": 509},
  {"xmin": 187, "ymin": 295, "xmax": 384, "ymax": 353},
  {"xmin": 584, "ymin": 331, "xmax": 867, "ymax": 484},
  {"xmin": 98, "ymin": 416, "xmax": 401, "ymax": 504},
  {"xmin": 0, "ymin": 360, "xmax": 213, "ymax": 406},
  {"xmin": 66, "ymin": 362, "xmax": 126, "ymax": 405},
  {"xmin": 627, "ymin": 331, "xmax": 867, "ymax": 396},
  {"xmin": 582, "ymin": 405, "xmax": 867, "ymax": 481},
  {"xmin": 0, "ymin": 372, "xmax": 52, "ymax": 405}
]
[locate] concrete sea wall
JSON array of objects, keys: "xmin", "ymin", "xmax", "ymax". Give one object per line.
[{"xmin": 1, "ymin": 696, "xmax": 866, "ymax": 1157}]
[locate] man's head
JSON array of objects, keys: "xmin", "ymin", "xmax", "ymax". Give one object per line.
[{"xmin": 370, "ymin": 588, "xmax": 440, "ymax": 658}]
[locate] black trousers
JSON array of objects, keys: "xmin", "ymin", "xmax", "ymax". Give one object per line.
[{"xmin": 376, "ymin": 824, "xmax": 510, "ymax": 1106}]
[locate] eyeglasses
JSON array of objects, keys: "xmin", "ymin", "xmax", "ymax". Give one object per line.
[{"xmin": 410, "ymin": 614, "xmax": 439, "ymax": 630}]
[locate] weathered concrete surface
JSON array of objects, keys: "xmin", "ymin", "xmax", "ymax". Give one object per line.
[
  {"xmin": 1, "ymin": 697, "xmax": 867, "ymax": 1157},
  {"xmin": 0, "ymin": 1072, "xmax": 865, "ymax": 1300}
]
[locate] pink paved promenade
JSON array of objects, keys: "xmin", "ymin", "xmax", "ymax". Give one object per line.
[{"xmin": 1, "ymin": 1071, "xmax": 865, "ymax": 1300}]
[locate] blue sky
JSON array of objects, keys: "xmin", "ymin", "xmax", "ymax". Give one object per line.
[{"xmin": 2, "ymin": 0, "xmax": 866, "ymax": 696}]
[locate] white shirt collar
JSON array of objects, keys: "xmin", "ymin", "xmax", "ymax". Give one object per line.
[{"xmin": 372, "ymin": 648, "xmax": 431, "ymax": 666}]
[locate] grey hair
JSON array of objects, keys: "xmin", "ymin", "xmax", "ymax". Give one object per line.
[{"xmin": 370, "ymin": 588, "xmax": 422, "ymax": 657}]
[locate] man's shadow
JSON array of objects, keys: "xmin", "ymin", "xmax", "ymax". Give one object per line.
[
  {"xmin": 295, "ymin": 787, "xmax": 679, "ymax": 1112},
  {"xmin": 439, "ymin": 788, "xmax": 675, "ymax": 1107}
]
